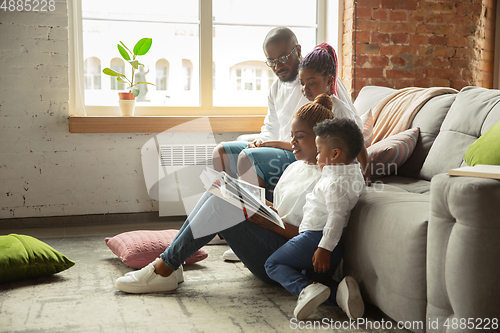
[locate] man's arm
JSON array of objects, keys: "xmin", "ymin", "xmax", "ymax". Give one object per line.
[
  {"xmin": 255, "ymin": 81, "xmax": 280, "ymax": 143},
  {"xmin": 258, "ymin": 140, "xmax": 293, "ymax": 151}
]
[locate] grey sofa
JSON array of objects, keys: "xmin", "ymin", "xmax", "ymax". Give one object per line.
[{"xmin": 343, "ymin": 86, "xmax": 500, "ymax": 332}]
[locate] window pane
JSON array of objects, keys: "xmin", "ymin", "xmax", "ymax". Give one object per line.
[
  {"xmin": 213, "ymin": 26, "xmax": 316, "ymax": 107},
  {"xmin": 213, "ymin": 0, "xmax": 317, "ymax": 27},
  {"xmin": 82, "ymin": 0, "xmax": 199, "ymax": 107}
]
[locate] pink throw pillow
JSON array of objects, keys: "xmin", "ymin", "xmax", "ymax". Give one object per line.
[
  {"xmin": 367, "ymin": 127, "xmax": 419, "ymax": 177},
  {"xmin": 105, "ymin": 230, "xmax": 208, "ymax": 269}
]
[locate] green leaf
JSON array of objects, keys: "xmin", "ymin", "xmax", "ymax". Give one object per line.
[
  {"xmin": 103, "ymin": 68, "xmax": 125, "ymax": 77},
  {"xmin": 136, "ymin": 82, "xmax": 156, "ymax": 86},
  {"xmin": 117, "ymin": 77, "xmax": 127, "ymax": 84},
  {"xmin": 131, "ymin": 87, "xmax": 140, "ymax": 97},
  {"xmin": 128, "ymin": 60, "xmax": 139, "ymax": 69},
  {"xmin": 119, "ymin": 41, "xmax": 133, "ymax": 56},
  {"xmin": 117, "ymin": 44, "xmax": 130, "ymax": 61},
  {"xmin": 133, "ymin": 38, "xmax": 152, "ymax": 56}
]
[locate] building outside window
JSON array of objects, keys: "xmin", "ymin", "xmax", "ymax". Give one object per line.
[
  {"xmin": 182, "ymin": 59, "xmax": 193, "ymax": 91},
  {"xmin": 110, "ymin": 58, "xmax": 125, "ymax": 90},
  {"xmin": 84, "ymin": 57, "xmax": 101, "ymax": 90},
  {"xmin": 155, "ymin": 59, "xmax": 169, "ymax": 91}
]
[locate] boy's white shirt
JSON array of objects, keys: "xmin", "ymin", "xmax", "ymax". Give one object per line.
[
  {"xmin": 258, "ymin": 77, "xmax": 359, "ymax": 142},
  {"xmin": 299, "ymin": 163, "xmax": 365, "ymax": 252},
  {"xmin": 273, "ymin": 161, "xmax": 322, "ymax": 227}
]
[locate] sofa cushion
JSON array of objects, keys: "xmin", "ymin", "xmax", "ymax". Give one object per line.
[
  {"xmin": 367, "ymin": 128, "xmax": 419, "ymax": 178},
  {"xmin": 344, "ymin": 188, "xmax": 429, "ymax": 328},
  {"xmin": 353, "ymin": 86, "xmax": 396, "ymax": 116},
  {"xmin": 381, "ymin": 175, "xmax": 431, "ymax": 194},
  {"xmin": 464, "ymin": 119, "xmax": 500, "ymax": 166},
  {"xmin": 420, "ymin": 87, "xmax": 500, "ymax": 180},
  {"xmin": 397, "ymin": 94, "xmax": 457, "ymax": 178},
  {"xmin": 360, "ymin": 109, "xmax": 374, "ymax": 147}
]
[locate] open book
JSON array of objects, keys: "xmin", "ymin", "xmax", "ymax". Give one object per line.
[
  {"xmin": 200, "ymin": 167, "xmax": 285, "ymax": 229},
  {"xmin": 448, "ymin": 164, "xmax": 500, "ymax": 180}
]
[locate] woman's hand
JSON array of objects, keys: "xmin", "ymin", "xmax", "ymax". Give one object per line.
[
  {"xmin": 247, "ymin": 213, "xmax": 277, "ymax": 231},
  {"xmin": 312, "ymin": 247, "xmax": 331, "ymax": 273},
  {"xmin": 247, "ymin": 212, "xmax": 299, "ymax": 240}
]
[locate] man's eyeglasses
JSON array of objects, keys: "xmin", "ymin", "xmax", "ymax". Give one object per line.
[{"xmin": 265, "ymin": 45, "xmax": 298, "ymax": 68}]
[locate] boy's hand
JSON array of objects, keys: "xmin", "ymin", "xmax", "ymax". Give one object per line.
[
  {"xmin": 364, "ymin": 173, "xmax": 372, "ymax": 187},
  {"xmin": 312, "ymin": 247, "xmax": 331, "ymax": 273}
]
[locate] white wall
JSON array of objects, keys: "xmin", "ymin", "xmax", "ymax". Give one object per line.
[{"xmin": 0, "ymin": 2, "xmax": 241, "ymax": 219}]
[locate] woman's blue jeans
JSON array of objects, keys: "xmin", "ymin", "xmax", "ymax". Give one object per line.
[
  {"xmin": 264, "ymin": 230, "xmax": 343, "ymax": 305},
  {"xmin": 160, "ymin": 191, "xmax": 290, "ymax": 284}
]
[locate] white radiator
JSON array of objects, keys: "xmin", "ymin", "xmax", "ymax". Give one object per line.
[{"xmin": 158, "ymin": 144, "xmax": 217, "ymax": 216}]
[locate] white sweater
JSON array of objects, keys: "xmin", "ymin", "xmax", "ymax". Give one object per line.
[
  {"xmin": 330, "ymin": 94, "xmax": 363, "ymax": 131},
  {"xmin": 259, "ymin": 78, "xmax": 359, "ymax": 142},
  {"xmin": 273, "ymin": 161, "xmax": 322, "ymax": 227},
  {"xmin": 259, "ymin": 76, "xmax": 308, "ymax": 142},
  {"xmin": 299, "ymin": 163, "xmax": 365, "ymax": 251}
]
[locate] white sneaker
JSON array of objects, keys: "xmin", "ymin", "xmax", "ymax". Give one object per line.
[
  {"xmin": 336, "ymin": 276, "xmax": 364, "ymax": 319},
  {"xmin": 293, "ymin": 282, "xmax": 330, "ymax": 320},
  {"xmin": 124, "ymin": 258, "xmax": 184, "ymax": 283},
  {"xmin": 115, "ymin": 259, "xmax": 181, "ymax": 293},
  {"xmin": 222, "ymin": 248, "xmax": 240, "ymax": 261},
  {"xmin": 208, "ymin": 234, "xmax": 227, "ymax": 245}
]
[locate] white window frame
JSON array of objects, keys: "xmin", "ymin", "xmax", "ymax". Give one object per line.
[{"xmin": 69, "ymin": 0, "xmax": 341, "ymax": 117}]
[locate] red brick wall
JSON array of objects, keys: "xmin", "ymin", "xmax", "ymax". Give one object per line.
[{"xmin": 342, "ymin": 0, "xmax": 497, "ymax": 99}]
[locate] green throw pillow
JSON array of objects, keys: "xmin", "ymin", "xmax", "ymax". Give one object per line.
[
  {"xmin": 0, "ymin": 234, "xmax": 75, "ymax": 283},
  {"xmin": 465, "ymin": 120, "xmax": 500, "ymax": 166}
]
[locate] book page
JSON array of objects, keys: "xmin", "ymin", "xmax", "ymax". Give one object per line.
[
  {"xmin": 448, "ymin": 164, "xmax": 500, "ymax": 180},
  {"xmin": 200, "ymin": 168, "xmax": 284, "ymax": 229}
]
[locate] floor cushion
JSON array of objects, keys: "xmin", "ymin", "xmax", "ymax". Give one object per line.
[
  {"xmin": 105, "ymin": 229, "xmax": 209, "ymax": 269},
  {"xmin": 0, "ymin": 234, "xmax": 75, "ymax": 283}
]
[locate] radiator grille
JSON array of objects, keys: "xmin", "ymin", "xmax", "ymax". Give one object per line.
[{"xmin": 160, "ymin": 144, "xmax": 217, "ymax": 167}]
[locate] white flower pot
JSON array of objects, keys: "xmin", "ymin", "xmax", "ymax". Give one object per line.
[{"xmin": 119, "ymin": 99, "xmax": 136, "ymax": 116}]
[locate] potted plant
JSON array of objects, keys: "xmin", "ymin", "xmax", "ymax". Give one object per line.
[{"xmin": 103, "ymin": 38, "xmax": 155, "ymax": 116}]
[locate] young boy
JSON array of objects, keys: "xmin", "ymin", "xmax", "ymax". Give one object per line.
[{"xmin": 265, "ymin": 118, "xmax": 366, "ymax": 321}]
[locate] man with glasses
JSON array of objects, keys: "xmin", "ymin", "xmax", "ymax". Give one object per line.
[{"xmin": 213, "ymin": 27, "xmax": 307, "ymax": 191}]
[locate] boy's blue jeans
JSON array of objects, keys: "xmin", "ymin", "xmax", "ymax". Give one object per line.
[{"xmin": 264, "ymin": 230, "xmax": 343, "ymax": 305}]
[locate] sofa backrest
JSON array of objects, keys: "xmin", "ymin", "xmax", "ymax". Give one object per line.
[
  {"xmin": 419, "ymin": 86, "xmax": 500, "ymax": 180},
  {"xmin": 353, "ymin": 85, "xmax": 457, "ymax": 179},
  {"xmin": 398, "ymin": 93, "xmax": 456, "ymax": 178}
]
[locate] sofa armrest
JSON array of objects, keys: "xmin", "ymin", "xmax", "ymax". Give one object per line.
[{"xmin": 427, "ymin": 173, "xmax": 500, "ymax": 332}]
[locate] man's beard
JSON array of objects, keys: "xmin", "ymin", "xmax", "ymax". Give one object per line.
[{"xmin": 277, "ymin": 58, "xmax": 300, "ymax": 82}]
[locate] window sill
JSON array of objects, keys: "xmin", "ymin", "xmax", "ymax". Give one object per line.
[{"xmin": 69, "ymin": 115, "xmax": 265, "ymax": 133}]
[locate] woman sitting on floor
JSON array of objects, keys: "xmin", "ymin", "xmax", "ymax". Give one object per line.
[{"xmin": 114, "ymin": 95, "xmax": 361, "ymax": 319}]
